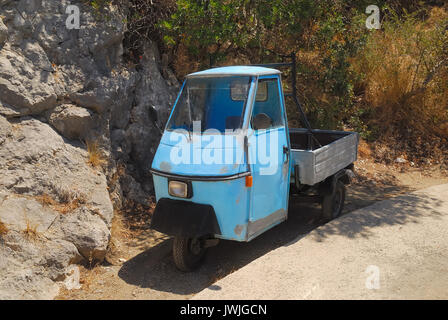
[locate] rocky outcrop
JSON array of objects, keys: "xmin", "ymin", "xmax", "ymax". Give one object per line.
[
  {"xmin": 0, "ymin": 0, "xmax": 177, "ymax": 299},
  {"xmin": 48, "ymin": 104, "xmax": 96, "ymax": 140},
  {"xmin": 0, "ymin": 18, "xmax": 7, "ymax": 46},
  {"xmin": 0, "ymin": 116, "xmax": 113, "ymax": 299}
]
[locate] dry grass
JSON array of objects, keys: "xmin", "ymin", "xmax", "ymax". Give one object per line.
[
  {"xmin": 173, "ymin": 43, "xmax": 201, "ymax": 78},
  {"xmin": 350, "ymin": 7, "xmax": 448, "ymax": 165},
  {"xmin": 105, "ymin": 197, "xmax": 158, "ymax": 262},
  {"xmin": 36, "ymin": 190, "xmax": 87, "ymax": 215},
  {"xmin": 23, "ymin": 219, "xmax": 39, "ymax": 239},
  {"xmin": 55, "ymin": 265, "xmax": 101, "ymax": 300},
  {"xmin": 35, "ymin": 193, "xmax": 58, "ymax": 207},
  {"xmin": 78, "ymin": 266, "xmax": 100, "ymax": 289},
  {"xmin": 109, "ymin": 163, "xmax": 126, "ymax": 188},
  {"xmin": 0, "ymin": 220, "xmax": 8, "ymax": 237},
  {"xmin": 55, "ymin": 199, "xmax": 84, "ymax": 214},
  {"xmin": 357, "ymin": 139, "xmax": 372, "ymax": 159},
  {"xmin": 110, "ymin": 209, "xmax": 131, "ymax": 240},
  {"xmin": 71, "ymin": 265, "xmax": 102, "ymax": 290},
  {"xmin": 86, "ymin": 140, "xmax": 107, "ymax": 168},
  {"xmin": 105, "ymin": 209, "xmax": 132, "ymax": 264},
  {"xmin": 353, "ymin": 7, "xmax": 448, "ymax": 140}
]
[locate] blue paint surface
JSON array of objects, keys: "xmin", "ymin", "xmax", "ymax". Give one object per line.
[
  {"xmin": 247, "ymin": 76, "xmax": 291, "ymax": 230},
  {"xmin": 152, "ymin": 131, "xmax": 248, "ymax": 176},
  {"xmin": 187, "ymin": 66, "xmax": 281, "ymax": 77},
  {"xmin": 153, "ymin": 174, "xmax": 250, "ymax": 241}
]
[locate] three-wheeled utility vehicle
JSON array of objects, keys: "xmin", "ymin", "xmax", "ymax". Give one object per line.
[{"xmin": 150, "ymin": 58, "xmax": 359, "ymax": 271}]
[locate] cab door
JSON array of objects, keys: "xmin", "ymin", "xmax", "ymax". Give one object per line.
[{"xmin": 247, "ymin": 76, "xmax": 291, "ymax": 240}]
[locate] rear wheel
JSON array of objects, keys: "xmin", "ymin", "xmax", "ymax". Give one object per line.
[
  {"xmin": 173, "ymin": 236, "xmax": 207, "ymax": 272},
  {"xmin": 322, "ymin": 180, "xmax": 346, "ymax": 220}
]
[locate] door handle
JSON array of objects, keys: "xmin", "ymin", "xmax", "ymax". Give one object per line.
[{"xmin": 283, "ymin": 145, "xmax": 289, "ymax": 163}]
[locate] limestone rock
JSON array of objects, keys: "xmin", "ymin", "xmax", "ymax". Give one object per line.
[
  {"xmin": 0, "ymin": 18, "xmax": 7, "ymax": 46},
  {"xmin": 0, "ymin": 0, "xmax": 177, "ymax": 299},
  {"xmin": 0, "ymin": 46, "xmax": 57, "ymax": 117},
  {"xmin": 47, "ymin": 208, "xmax": 111, "ymax": 261},
  {"xmin": 0, "ymin": 117, "xmax": 113, "ymax": 298},
  {"xmin": 49, "ymin": 104, "xmax": 95, "ymax": 140},
  {"xmin": 0, "ymin": 195, "xmax": 58, "ymax": 233}
]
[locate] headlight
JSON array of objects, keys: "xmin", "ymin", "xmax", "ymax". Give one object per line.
[{"xmin": 168, "ymin": 181, "xmax": 188, "ymax": 198}]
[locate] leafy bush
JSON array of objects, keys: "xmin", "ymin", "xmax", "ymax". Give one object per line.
[{"xmin": 161, "ymin": 1, "xmax": 370, "ymax": 129}]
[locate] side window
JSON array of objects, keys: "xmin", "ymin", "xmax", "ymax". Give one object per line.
[{"xmin": 251, "ymin": 78, "xmax": 285, "ymax": 129}]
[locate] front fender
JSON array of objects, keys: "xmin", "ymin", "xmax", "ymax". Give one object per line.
[{"xmin": 150, "ymin": 198, "xmax": 221, "ymax": 238}]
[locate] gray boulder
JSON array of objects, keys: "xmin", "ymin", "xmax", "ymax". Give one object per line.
[
  {"xmin": 49, "ymin": 104, "xmax": 95, "ymax": 140},
  {"xmin": 0, "ymin": 195, "xmax": 58, "ymax": 233},
  {"xmin": 0, "ymin": 230, "xmax": 82, "ymax": 299},
  {"xmin": 0, "ymin": 45, "xmax": 57, "ymax": 117},
  {"xmin": 0, "ymin": 116, "xmax": 113, "ymax": 298},
  {"xmin": 0, "ymin": 117, "xmax": 114, "ymax": 224},
  {"xmin": 47, "ymin": 208, "xmax": 111, "ymax": 261}
]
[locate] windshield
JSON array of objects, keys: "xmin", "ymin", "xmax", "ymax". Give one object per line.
[{"xmin": 166, "ymin": 76, "xmax": 251, "ymax": 133}]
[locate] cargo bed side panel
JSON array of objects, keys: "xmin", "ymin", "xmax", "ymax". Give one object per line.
[
  {"xmin": 290, "ymin": 151, "xmax": 315, "ymax": 185},
  {"xmin": 314, "ymin": 133, "xmax": 358, "ymax": 184},
  {"xmin": 291, "ymin": 132, "xmax": 358, "ymax": 186}
]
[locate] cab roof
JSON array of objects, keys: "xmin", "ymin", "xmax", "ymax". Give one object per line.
[{"xmin": 187, "ymin": 66, "xmax": 281, "ymax": 78}]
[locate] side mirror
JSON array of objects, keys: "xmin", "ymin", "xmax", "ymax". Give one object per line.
[
  {"xmin": 148, "ymin": 105, "xmax": 162, "ymax": 135},
  {"xmin": 148, "ymin": 105, "xmax": 159, "ymax": 123},
  {"xmin": 252, "ymin": 113, "xmax": 272, "ymax": 130}
]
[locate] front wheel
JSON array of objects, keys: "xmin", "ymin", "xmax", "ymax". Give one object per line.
[
  {"xmin": 173, "ymin": 236, "xmax": 207, "ymax": 272},
  {"xmin": 322, "ymin": 180, "xmax": 346, "ymax": 221}
]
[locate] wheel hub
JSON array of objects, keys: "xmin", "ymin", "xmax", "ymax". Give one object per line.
[{"xmin": 189, "ymin": 238, "xmax": 202, "ymax": 255}]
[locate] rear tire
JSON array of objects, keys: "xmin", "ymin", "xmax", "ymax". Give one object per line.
[
  {"xmin": 173, "ymin": 236, "xmax": 206, "ymax": 272},
  {"xmin": 322, "ymin": 180, "xmax": 346, "ymax": 220}
]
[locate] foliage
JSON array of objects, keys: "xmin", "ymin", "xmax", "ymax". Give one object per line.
[
  {"xmin": 352, "ymin": 6, "xmax": 448, "ymax": 159},
  {"xmin": 121, "ymin": 0, "xmax": 176, "ymax": 63},
  {"xmin": 86, "ymin": 0, "xmax": 448, "ymax": 162},
  {"xmin": 159, "ymin": 1, "xmax": 448, "ymax": 162},
  {"xmin": 160, "ymin": 1, "xmax": 369, "ymax": 128}
]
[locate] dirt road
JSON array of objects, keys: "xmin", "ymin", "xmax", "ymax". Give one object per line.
[
  {"xmin": 194, "ymin": 183, "xmax": 448, "ymax": 299},
  {"xmin": 57, "ymin": 164, "xmax": 448, "ymax": 300}
]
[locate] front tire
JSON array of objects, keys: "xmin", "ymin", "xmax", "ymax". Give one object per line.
[
  {"xmin": 173, "ymin": 236, "xmax": 207, "ymax": 272},
  {"xmin": 322, "ymin": 180, "xmax": 346, "ymax": 220}
]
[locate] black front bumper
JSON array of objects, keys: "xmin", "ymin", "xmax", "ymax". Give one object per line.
[{"xmin": 150, "ymin": 198, "xmax": 221, "ymax": 238}]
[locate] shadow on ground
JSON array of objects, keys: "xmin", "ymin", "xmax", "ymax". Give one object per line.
[
  {"xmin": 117, "ymin": 179, "xmax": 434, "ymax": 296},
  {"xmin": 309, "ymin": 191, "xmax": 444, "ymax": 242}
]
